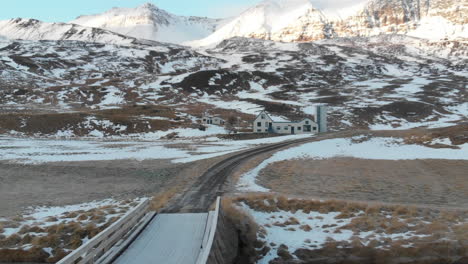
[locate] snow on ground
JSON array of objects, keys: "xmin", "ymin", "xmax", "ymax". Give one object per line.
[
  {"xmin": 197, "ymin": 94, "xmax": 264, "ymax": 115},
  {"xmin": 131, "ymin": 125, "xmax": 227, "ymax": 139},
  {"xmin": 239, "ymin": 201, "xmax": 453, "ymax": 264},
  {"xmin": 369, "ymin": 103, "xmax": 467, "ymax": 130},
  {"xmin": 1, "ymin": 199, "xmax": 144, "ymax": 237},
  {"xmin": 238, "ymin": 136, "xmax": 468, "ymax": 191},
  {"xmin": 241, "ymin": 204, "xmax": 354, "ymax": 264},
  {"xmin": 0, "ymin": 134, "xmax": 310, "ymax": 164}
]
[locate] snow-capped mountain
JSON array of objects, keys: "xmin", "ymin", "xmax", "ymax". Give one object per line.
[
  {"xmin": 0, "ymin": 18, "xmax": 138, "ymax": 45},
  {"xmin": 190, "ymin": 0, "xmax": 467, "ymax": 47},
  {"xmin": 71, "ymin": 3, "xmax": 225, "ymax": 44}
]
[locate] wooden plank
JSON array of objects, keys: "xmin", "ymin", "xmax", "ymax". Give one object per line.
[{"xmin": 114, "ymin": 213, "xmax": 209, "ymax": 264}]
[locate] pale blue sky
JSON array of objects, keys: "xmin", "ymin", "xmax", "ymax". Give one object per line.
[{"xmin": 0, "ymin": 0, "xmax": 261, "ymax": 22}]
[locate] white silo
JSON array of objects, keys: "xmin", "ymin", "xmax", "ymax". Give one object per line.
[{"xmin": 315, "ymin": 105, "xmax": 328, "ymax": 133}]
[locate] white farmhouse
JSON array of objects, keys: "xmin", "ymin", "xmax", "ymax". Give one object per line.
[
  {"xmin": 252, "ymin": 106, "xmax": 327, "ymax": 134},
  {"xmin": 253, "ymin": 111, "xmax": 318, "ymax": 134},
  {"xmin": 201, "ymin": 114, "xmax": 225, "ymax": 125}
]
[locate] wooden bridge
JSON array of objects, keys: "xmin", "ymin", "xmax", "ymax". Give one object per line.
[
  {"xmin": 56, "ymin": 197, "xmax": 237, "ymax": 264},
  {"xmin": 55, "ymin": 136, "xmax": 321, "ymax": 264}
]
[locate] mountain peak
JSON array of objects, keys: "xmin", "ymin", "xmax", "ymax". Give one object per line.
[
  {"xmin": 254, "ymin": 0, "xmax": 314, "ymax": 11},
  {"xmin": 70, "ymin": 3, "xmax": 224, "ymax": 44},
  {"xmin": 137, "ymin": 2, "xmax": 166, "ymax": 13},
  {"xmin": 140, "ymin": 2, "xmax": 156, "ymax": 8}
]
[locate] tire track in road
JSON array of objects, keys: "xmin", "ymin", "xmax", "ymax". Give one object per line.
[{"xmin": 163, "ymin": 136, "xmax": 318, "ymax": 213}]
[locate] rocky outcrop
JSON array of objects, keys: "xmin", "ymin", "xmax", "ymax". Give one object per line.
[{"xmin": 192, "ymin": 0, "xmax": 467, "ymax": 46}]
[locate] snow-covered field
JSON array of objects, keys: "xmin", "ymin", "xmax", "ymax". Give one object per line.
[
  {"xmin": 238, "ymin": 136, "xmax": 468, "ymax": 191},
  {"xmin": 235, "ymin": 197, "xmax": 468, "ymax": 264},
  {"xmin": 0, "ymin": 134, "xmax": 310, "ymax": 164},
  {"xmin": 1, "ymin": 198, "xmax": 145, "ymax": 237},
  {"xmin": 0, "ymin": 198, "xmax": 145, "ymax": 257}
]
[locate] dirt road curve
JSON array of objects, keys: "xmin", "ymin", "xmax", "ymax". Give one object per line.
[{"xmin": 163, "ymin": 136, "xmax": 316, "ymax": 213}]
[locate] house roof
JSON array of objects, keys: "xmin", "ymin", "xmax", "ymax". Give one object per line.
[
  {"xmin": 203, "ymin": 115, "xmax": 223, "ymax": 119},
  {"xmin": 254, "ymin": 111, "xmax": 316, "ymax": 124},
  {"xmin": 272, "ymin": 118, "xmax": 315, "ymax": 124},
  {"xmin": 254, "ymin": 111, "xmax": 273, "ymax": 121}
]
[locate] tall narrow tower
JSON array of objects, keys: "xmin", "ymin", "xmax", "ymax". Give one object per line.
[{"xmin": 316, "ymin": 105, "xmax": 328, "ymax": 133}]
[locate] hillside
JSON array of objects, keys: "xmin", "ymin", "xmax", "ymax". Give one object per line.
[
  {"xmin": 0, "ymin": 35, "xmax": 466, "ymax": 137},
  {"xmin": 0, "ymin": 18, "xmax": 138, "ymax": 45}
]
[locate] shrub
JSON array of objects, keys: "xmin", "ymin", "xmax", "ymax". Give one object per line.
[
  {"xmin": 0, "ymin": 234, "xmax": 22, "ymax": 247},
  {"xmin": 0, "ymin": 248, "xmax": 49, "ymax": 263}
]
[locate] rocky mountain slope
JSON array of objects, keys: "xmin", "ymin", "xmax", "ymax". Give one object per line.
[
  {"xmin": 191, "ymin": 0, "xmax": 467, "ymax": 46},
  {"xmin": 71, "ymin": 3, "xmax": 225, "ymax": 44},
  {"xmin": 1, "ymin": 1, "xmax": 465, "ymax": 47},
  {"xmin": 0, "ymin": 18, "xmax": 138, "ymax": 45},
  {"xmin": 0, "ymin": 35, "xmax": 466, "ymax": 137}
]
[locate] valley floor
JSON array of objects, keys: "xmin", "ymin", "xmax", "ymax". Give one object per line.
[
  {"xmin": 259, "ymin": 158, "xmax": 468, "ymax": 209},
  {"xmin": 0, "ymin": 125, "xmax": 467, "ymax": 263}
]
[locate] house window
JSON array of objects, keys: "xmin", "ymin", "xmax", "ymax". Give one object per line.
[
  {"xmin": 305, "ymin": 121, "xmax": 309, "ymax": 124},
  {"xmin": 203, "ymin": 119, "xmax": 206, "ymax": 121},
  {"xmin": 284, "ymin": 126, "xmax": 288, "ymax": 130},
  {"xmin": 277, "ymin": 126, "xmax": 281, "ymax": 130},
  {"xmin": 257, "ymin": 129, "xmax": 261, "ymax": 132},
  {"xmin": 313, "ymin": 127, "xmax": 317, "ymax": 130},
  {"xmin": 298, "ymin": 127, "xmax": 301, "ymax": 130},
  {"xmin": 261, "ymin": 114, "xmax": 265, "ymax": 119},
  {"xmin": 265, "ymin": 129, "xmax": 268, "ymax": 132},
  {"xmin": 265, "ymin": 122, "xmax": 269, "ymax": 126},
  {"xmin": 257, "ymin": 122, "xmax": 261, "ymax": 127}
]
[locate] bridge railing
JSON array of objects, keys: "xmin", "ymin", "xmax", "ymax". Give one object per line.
[
  {"xmin": 196, "ymin": 196, "xmax": 221, "ymax": 264},
  {"xmin": 57, "ymin": 199, "xmax": 150, "ymax": 264}
]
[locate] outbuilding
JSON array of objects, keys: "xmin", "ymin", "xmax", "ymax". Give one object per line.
[{"xmin": 201, "ymin": 114, "xmax": 225, "ymax": 126}]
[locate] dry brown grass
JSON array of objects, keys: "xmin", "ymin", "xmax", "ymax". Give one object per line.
[
  {"xmin": 221, "ymin": 197, "xmax": 268, "ymax": 263},
  {"xmin": 150, "ymin": 187, "xmax": 181, "ymax": 212},
  {"xmin": 77, "ymin": 214, "xmax": 88, "ymax": 221},
  {"xmin": 385, "ymin": 218, "xmax": 409, "ymax": 234},
  {"xmin": 46, "ymin": 248, "xmax": 70, "ymax": 263},
  {"xmin": 0, "ymin": 247, "xmax": 49, "ymax": 263},
  {"xmin": 259, "ymin": 157, "xmax": 468, "ymax": 209},
  {"xmin": 0, "ymin": 201, "xmax": 135, "ymax": 263},
  {"xmin": 0, "ymin": 104, "xmax": 189, "ymax": 136},
  {"xmin": 0, "ymin": 220, "xmax": 20, "ymax": 229},
  {"xmin": 0, "ymin": 234, "xmax": 22, "ymax": 248},
  {"xmin": 61, "ymin": 211, "xmax": 79, "ymax": 219},
  {"xmin": 233, "ymin": 193, "xmax": 368, "ymax": 215},
  {"xmin": 402, "ymin": 124, "xmax": 468, "ymax": 146},
  {"xmin": 231, "ymin": 193, "xmax": 468, "ymax": 263}
]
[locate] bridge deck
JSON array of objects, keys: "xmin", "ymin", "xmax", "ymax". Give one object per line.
[{"xmin": 114, "ymin": 213, "xmax": 209, "ymax": 264}]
